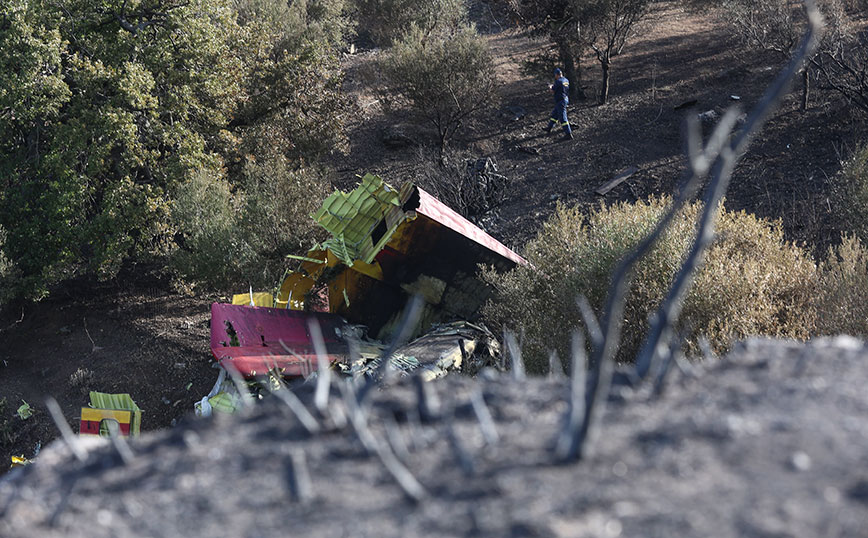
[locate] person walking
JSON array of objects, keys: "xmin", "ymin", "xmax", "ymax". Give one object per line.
[{"xmin": 545, "ymin": 68, "xmax": 573, "ymax": 140}]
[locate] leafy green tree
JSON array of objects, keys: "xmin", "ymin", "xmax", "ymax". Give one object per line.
[
  {"xmin": 505, "ymin": 0, "xmax": 585, "ymax": 100},
  {"xmin": 381, "ymin": 22, "xmax": 499, "ymax": 154},
  {"xmin": 0, "ymin": 0, "xmax": 348, "ymax": 300},
  {"xmin": 573, "ymin": 0, "xmax": 652, "ymax": 103},
  {"xmin": 354, "ymin": 0, "xmax": 466, "ymax": 45}
]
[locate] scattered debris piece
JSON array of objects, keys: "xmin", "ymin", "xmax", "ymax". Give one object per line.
[
  {"xmin": 674, "ymin": 99, "xmax": 698, "ymax": 110},
  {"xmin": 211, "ymin": 174, "xmax": 524, "ymax": 380},
  {"xmin": 501, "ymin": 105, "xmax": 526, "ymax": 121},
  {"xmin": 10, "ymin": 455, "xmax": 31, "ymax": 468},
  {"xmin": 195, "ymin": 368, "xmax": 240, "ymax": 417},
  {"xmin": 274, "ymin": 174, "xmax": 525, "ymax": 337},
  {"xmin": 17, "ymin": 401, "xmax": 32, "ymax": 420},
  {"xmin": 210, "ymin": 303, "xmax": 348, "ymax": 378},
  {"xmin": 730, "ymin": 95, "xmax": 741, "ymax": 101},
  {"xmin": 79, "ymin": 392, "xmax": 142, "ymax": 437},
  {"xmin": 232, "ymin": 290, "xmax": 274, "ymax": 307},
  {"xmin": 596, "ymin": 166, "xmax": 639, "ymax": 195},
  {"xmin": 516, "ymin": 145, "xmax": 541, "ymax": 156},
  {"xmin": 698, "ymin": 109, "xmax": 719, "ymax": 125}
]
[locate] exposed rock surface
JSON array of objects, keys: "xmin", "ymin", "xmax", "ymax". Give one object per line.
[{"xmin": 2, "ymin": 337, "xmax": 867, "ymax": 537}]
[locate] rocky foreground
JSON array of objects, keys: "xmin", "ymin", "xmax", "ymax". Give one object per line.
[{"xmin": 2, "ymin": 338, "xmax": 867, "ymax": 537}]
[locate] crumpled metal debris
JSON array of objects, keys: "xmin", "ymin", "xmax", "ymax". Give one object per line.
[
  {"xmin": 79, "ymin": 392, "xmax": 142, "ymax": 437},
  {"xmin": 212, "ymin": 175, "xmax": 525, "ymax": 379},
  {"xmin": 341, "ymin": 321, "xmax": 500, "ymax": 382}
]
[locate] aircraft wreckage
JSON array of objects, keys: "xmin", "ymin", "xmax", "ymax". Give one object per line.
[{"xmin": 209, "ymin": 174, "xmax": 526, "ymax": 382}]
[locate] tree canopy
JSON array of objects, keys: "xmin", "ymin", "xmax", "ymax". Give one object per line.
[{"xmin": 0, "ymin": 0, "xmax": 350, "ymax": 299}]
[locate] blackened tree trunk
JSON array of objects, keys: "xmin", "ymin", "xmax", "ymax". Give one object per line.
[
  {"xmin": 557, "ymin": 40, "xmax": 584, "ymax": 101},
  {"xmin": 600, "ymin": 59, "xmax": 611, "ymax": 104},
  {"xmin": 801, "ymin": 68, "xmax": 810, "ymax": 111}
]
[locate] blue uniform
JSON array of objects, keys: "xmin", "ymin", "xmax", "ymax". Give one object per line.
[{"xmin": 547, "ymin": 75, "xmax": 572, "ymax": 137}]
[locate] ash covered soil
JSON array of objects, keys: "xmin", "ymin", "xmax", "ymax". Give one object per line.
[{"xmin": 2, "ymin": 338, "xmax": 867, "ymax": 537}]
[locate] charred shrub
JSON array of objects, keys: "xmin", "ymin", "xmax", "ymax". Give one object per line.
[
  {"xmin": 413, "ymin": 148, "xmax": 510, "ymax": 220},
  {"xmin": 482, "ymin": 197, "xmax": 818, "ymax": 372}
]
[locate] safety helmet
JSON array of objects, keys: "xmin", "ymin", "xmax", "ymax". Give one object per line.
[{"xmin": 553, "ymin": 68, "xmax": 562, "ymax": 76}]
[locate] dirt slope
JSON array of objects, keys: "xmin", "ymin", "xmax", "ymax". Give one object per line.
[
  {"xmin": 0, "ymin": 283, "xmax": 219, "ymax": 469},
  {"xmin": 335, "ymin": 1, "xmax": 867, "ymax": 253},
  {"xmin": 2, "ymin": 337, "xmax": 867, "ymax": 537}
]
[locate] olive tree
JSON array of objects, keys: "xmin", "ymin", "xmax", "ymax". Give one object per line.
[
  {"xmin": 573, "ymin": 0, "xmax": 652, "ymax": 104},
  {"xmin": 505, "ymin": 0, "xmax": 652, "ymax": 103},
  {"xmin": 687, "ymin": 0, "xmax": 851, "ymax": 111},
  {"xmin": 0, "ymin": 0, "xmax": 350, "ymax": 299},
  {"xmin": 505, "ymin": 0, "xmax": 585, "ymax": 100},
  {"xmin": 380, "ymin": 23, "xmax": 499, "ymax": 154}
]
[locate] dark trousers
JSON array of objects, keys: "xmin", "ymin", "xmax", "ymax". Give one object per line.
[{"xmin": 547, "ymin": 102, "xmax": 571, "ymax": 135}]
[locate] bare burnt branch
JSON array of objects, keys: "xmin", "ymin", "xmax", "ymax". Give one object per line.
[
  {"xmin": 285, "ymin": 449, "xmax": 313, "ymax": 503},
  {"xmin": 413, "ymin": 375, "xmax": 441, "ymax": 423},
  {"xmin": 45, "ymin": 397, "xmax": 86, "ymax": 463},
  {"xmin": 576, "ymin": 295, "xmax": 603, "ymax": 354},
  {"xmin": 470, "ymin": 386, "xmax": 499, "ymax": 446},
  {"xmin": 634, "ymin": 0, "xmax": 824, "ymax": 381},
  {"xmin": 446, "ymin": 419, "xmax": 476, "ymax": 477},
  {"xmin": 384, "ymin": 414, "xmax": 411, "ymax": 463},
  {"xmin": 371, "ymin": 435, "xmax": 427, "ymax": 504},
  {"xmin": 338, "ymin": 379, "xmax": 377, "ymax": 455},
  {"xmin": 257, "ymin": 376, "xmax": 321, "ymax": 435},
  {"xmin": 548, "ymin": 351, "xmax": 564, "ymax": 379},
  {"xmin": 504, "ymin": 330, "xmax": 525, "ymax": 380},
  {"xmin": 554, "ymin": 332, "xmax": 588, "ymax": 460},
  {"xmin": 105, "ymin": 420, "xmax": 135, "ymax": 466},
  {"xmin": 307, "ymin": 319, "xmax": 331, "ymax": 413}
]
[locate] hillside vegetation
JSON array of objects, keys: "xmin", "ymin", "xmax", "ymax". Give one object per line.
[{"xmin": 1, "ymin": 0, "xmax": 868, "ymax": 468}]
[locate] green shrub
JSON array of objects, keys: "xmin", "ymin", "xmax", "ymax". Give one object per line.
[
  {"xmin": 835, "ymin": 142, "xmax": 868, "ymax": 242},
  {"xmin": 380, "ymin": 23, "xmax": 499, "ymax": 152},
  {"xmin": 816, "ymin": 235, "xmax": 868, "ymax": 335},
  {"xmin": 354, "ymin": 0, "xmax": 466, "ymax": 45},
  {"xmin": 482, "ymin": 197, "xmax": 818, "ymax": 372},
  {"xmin": 0, "ymin": 225, "xmax": 16, "ymax": 306},
  {"xmin": 170, "ymin": 160, "xmax": 327, "ymax": 291}
]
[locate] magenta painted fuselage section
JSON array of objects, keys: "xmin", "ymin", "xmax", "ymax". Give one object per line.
[{"xmin": 210, "ymin": 303, "xmax": 347, "ymax": 378}]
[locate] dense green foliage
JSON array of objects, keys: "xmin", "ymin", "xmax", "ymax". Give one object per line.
[
  {"xmin": 0, "ymin": 0, "xmax": 349, "ymax": 301},
  {"xmin": 482, "ymin": 198, "xmax": 819, "ymax": 372},
  {"xmin": 354, "ymin": 0, "xmax": 466, "ymax": 45},
  {"xmin": 835, "ymin": 143, "xmax": 868, "ymax": 243},
  {"xmin": 380, "ymin": 18, "xmax": 498, "ymax": 152},
  {"xmin": 171, "ymin": 160, "xmax": 328, "ymax": 290}
]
